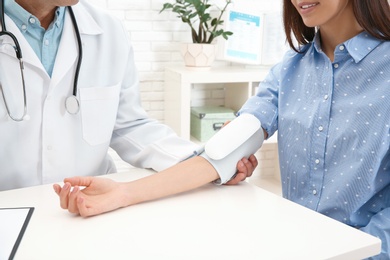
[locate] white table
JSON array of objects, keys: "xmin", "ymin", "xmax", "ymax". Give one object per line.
[{"xmin": 0, "ymin": 169, "xmax": 381, "ymax": 260}]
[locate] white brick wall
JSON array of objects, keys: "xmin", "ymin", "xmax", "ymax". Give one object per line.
[
  {"xmin": 88, "ymin": 0, "xmax": 283, "ymax": 192},
  {"xmin": 89, "ymin": 0, "xmax": 283, "ymax": 121}
]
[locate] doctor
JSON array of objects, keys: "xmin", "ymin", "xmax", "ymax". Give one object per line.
[{"xmin": 0, "ymin": 0, "xmax": 258, "ymax": 191}]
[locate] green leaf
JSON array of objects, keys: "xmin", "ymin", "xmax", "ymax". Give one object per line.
[{"xmin": 160, "ymin": 0, "xmax": 233, "ymax": 43}]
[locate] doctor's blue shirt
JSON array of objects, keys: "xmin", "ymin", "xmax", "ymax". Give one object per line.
[
  {"xmin": 4, "ymin": 0, "xmax": 65, "ymax": 77},
  {"xmin": 240, "ymin": 31, "xmax": 390, "ymax": 258}
]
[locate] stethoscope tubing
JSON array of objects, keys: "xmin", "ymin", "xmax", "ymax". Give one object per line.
[
  {"xmin": 0, "ymin": 0, "xmax": 27, "ymax": 121},
  {"xmin": 0, "ymin": 0, "xmax": 82, "ymax": 120},
  {"xmin": 67, "ymin": 6, "xmax": 82, "ymax": 98}
]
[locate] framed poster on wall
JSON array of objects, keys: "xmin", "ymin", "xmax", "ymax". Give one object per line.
[{"xmin": 217, "ymin": 9, "xmax": 287, "ymax": 65}]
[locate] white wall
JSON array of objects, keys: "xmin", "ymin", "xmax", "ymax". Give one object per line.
[{"xmin": 88, "ymin": 0, "xmax": 284, "ymax": 121}]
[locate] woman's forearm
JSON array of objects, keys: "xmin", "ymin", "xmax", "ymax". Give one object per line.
[{"xmin": 122, "ymin": 156, "xmax": 219, "ymax": 206}]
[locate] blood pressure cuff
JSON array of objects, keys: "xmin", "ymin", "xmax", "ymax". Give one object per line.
[{"xmin": 199, "ymin": 113, "xmax": 264, "ymax": 184}]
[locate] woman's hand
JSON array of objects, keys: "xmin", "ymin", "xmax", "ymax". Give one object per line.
[
  {"xmin": 225, "ymin": 154, "xmax": 258, "ymax": 185},
  {"xmin": 53, "ymin": 177, "xmax": 127, "ymax": 217}
]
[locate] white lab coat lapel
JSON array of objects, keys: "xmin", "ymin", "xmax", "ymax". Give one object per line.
[
  {"xmin": 0, "ymin": 15, "xmax": 46, "ymax": 74},
  {"xmin": 51, "ymin": 4, "xmax": 103, "ymax": 90},
  {"xmin": 50, "ymin": 10, "xmax": 78, "ymax": 89}
]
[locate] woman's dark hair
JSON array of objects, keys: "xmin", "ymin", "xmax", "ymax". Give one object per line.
[{"xmin": 283, "ymin": 0, "xmax": 390, "ymax": 52}]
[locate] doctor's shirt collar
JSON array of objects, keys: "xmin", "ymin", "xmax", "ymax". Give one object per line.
[{"xmin": 4, "ymin": 0, "xmax": 65, "ymax": 32}]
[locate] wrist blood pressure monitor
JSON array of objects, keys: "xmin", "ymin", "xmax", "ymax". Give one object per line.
[{"xmin": 200, "ymin": 113, "xmax": 264, "ymax": 184}]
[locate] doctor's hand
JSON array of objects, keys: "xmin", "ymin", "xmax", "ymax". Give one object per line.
[{"xmin": 53, "ymin": 177, "xmax": 127, "ymax": 217}]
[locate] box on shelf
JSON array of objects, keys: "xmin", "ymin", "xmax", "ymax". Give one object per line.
[{"xmin": 190, "ymin": 106, "xmax": 237, "ymax": 142}]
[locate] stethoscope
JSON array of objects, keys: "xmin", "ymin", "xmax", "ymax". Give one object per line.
[{"xmin": 0, "ymin": 1, "xmax": 82, "ymax": 121}]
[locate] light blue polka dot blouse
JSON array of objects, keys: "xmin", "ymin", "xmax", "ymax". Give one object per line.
[{"xmin": 240, "ymin": 31, "xmax": 390, "ymax": 257}]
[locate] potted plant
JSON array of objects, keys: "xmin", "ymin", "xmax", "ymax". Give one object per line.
[{"xmin": 160, "ymin": 0, "xmax": 233, "ymax": 69}]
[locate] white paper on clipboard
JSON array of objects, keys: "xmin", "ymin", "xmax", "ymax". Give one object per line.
[{"xmin": 0, "ymin": 207, "xmax": 34, "ymax": 260}]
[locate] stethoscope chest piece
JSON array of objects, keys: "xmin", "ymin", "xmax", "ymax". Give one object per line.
[{"xmin": 65, "ymin": 95, "xmax": 80, "ymax": 114}]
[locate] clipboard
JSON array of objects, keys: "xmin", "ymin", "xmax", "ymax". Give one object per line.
[{"xmin": 0, "ymin": 207, "xmax": 34, "ymax": 260}]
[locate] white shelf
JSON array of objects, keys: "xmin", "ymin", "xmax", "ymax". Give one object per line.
[{"xmin": 164, "ymin": 66, "xmax": 271, "ymax": 140}]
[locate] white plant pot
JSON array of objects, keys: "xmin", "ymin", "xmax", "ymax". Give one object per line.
[{"xmin": 180, "ymin": 43, "xmax": 217, "ymax": 70}]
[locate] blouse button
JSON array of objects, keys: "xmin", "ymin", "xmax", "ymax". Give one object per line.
[
  {"xmin": 339, "ymin": 45, "xmax": 345, "ymax": 51},
  {"xmin": 29, "ymin": 17, "xmax": 36, "ymax": 24},
  {"xmin": 334, "ymin": 63, "xmax": 339, "ymax": 69}
]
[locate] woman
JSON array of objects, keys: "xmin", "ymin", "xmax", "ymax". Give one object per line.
[
  {"xmin": 56, "ymin": 0, "xmax": 390, "ymax": 257},
  {"xmin": 238, "ymin": 0, "xmax": 390, "ymax": 257}
]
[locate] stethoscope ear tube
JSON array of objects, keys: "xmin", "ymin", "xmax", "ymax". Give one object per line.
[
  {"xmin": 0, "ymin": 0, "xmax": 23, "ymax": 61},
  {"xmin": 0, "ymin": 57, "xmax": 27, "ymax": 122},
  {"xmin": 0, "ymin": 0, "xmax": 27, "ymax": 121},
  {"xmin": 0, "ymin": 30, "xmax": 23, "ymax": 59},
  {"xmin": 0, "ymin": 0, "xmax": 5, "ymax": 31},
  {"xmin": 0, "ymin": 3, "xmax": 83, "ymax": 120},
  {"xmin": 0, "ymin": 0, "xmax": 22, "ymax": 59}
]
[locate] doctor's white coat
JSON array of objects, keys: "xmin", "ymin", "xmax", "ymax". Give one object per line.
[{"xmin": 0, "ymin": 0, "xmax": 198, "ymax": 190}]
